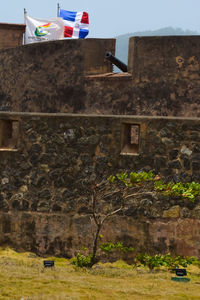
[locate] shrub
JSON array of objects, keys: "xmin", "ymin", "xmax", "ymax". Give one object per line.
[
  {"xmin": 100, "ymin": 242, "xmax": 134, "ymax": 254},
  {"xmin": 72, "ymin": 253, "xmax": 96, "ymax": 268},
  {"xmin": 108, "ymin": 170, "xmax": 200, "ymax": 202},
  {"xmin": 134, "ymin": 253, "xmax": 199, "ymax": 271},
  {"xmin": 154, "ymin": 181, "xmax": 200, "ymax": 202}
]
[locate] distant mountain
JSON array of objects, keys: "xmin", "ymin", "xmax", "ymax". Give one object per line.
[{"xmin": 115, "ymin": 27, "xmax": 199, "ymax": 67}]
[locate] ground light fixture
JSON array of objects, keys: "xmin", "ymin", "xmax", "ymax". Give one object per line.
[
  {"xmin": 43, "ymin": 260, "xmax": 55, "ymax": 268},
  {"xmin": 171, "ymin": 268, "xmax": 190, "ymax": 282}
]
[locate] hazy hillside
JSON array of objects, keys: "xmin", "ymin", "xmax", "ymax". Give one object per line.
[{"xmin": 115, "ymin": 27, "xmax": 199, "ymax": 66}]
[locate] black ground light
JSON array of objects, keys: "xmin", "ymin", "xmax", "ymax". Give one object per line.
[
  {"xmin": 171, "ymin": 268, "xmax": 190, "ymax": 282},
  {"xmin": 43, "ymin": 260, "xmax": 55, "ymax": 268}
]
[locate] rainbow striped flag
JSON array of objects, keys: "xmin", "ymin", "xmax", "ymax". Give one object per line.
[{"xmin": 25, "ymin": 15, "xmax": 64, "ymax": 44}]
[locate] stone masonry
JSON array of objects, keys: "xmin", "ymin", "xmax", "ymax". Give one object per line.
[
  {"xmin": 0, "ymin": 23, "xmax": 25, "ymax": 50},
  {"xmin": 0, "ymin": 112, "xmax": 200, "ymax": 257},
  {"xmin": 0, "ymin": 37, "xmax": 200, "ymax": 116},
  {"xmin": 0, "ymin": 35, "xmax": 200, "ymax": 258}
]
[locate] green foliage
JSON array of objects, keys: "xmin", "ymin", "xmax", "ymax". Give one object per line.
[
  {"xmin": 73, "ymin": 242, "xmax": 134, "ymax": 268},
  {"xmin": 129, "ymin": 171, "xmax": 154, "ymax": 184},
  {"xmin": 107, "ymin": 175, "xmax": 115, "ymax": 183},
  {"xmin": 108, "ymin": 171, "xmax": 155, "ymax": 187},
  {"xmin": 154, "ymin": 180, "xmax": 200, "ymax": 202},
  {"xmin": 108, "ymin": 170, "xmax": 200, "ymax": 202},
  {"xmin": 100, "ymin": 242, "xmax": 134, "ymax": 253},
  {"xmin": 134, "ymin": 253, "xmax": 199, "ymax": 270},
  {"xmin": 72, "ymin": 253, "xmax": 95, "ymax": 268},
  {"xmin": 134, "ymin": 254, "xmax": 164, "ymax": 270},
  {"xmin": 72, "ymin": 250, "xmax": 199, "ymax": 270}
]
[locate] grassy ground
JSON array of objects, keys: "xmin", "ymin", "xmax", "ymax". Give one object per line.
[{"xmin": 0, "ymin": 248, "xmax": 200, "ymax": 299}]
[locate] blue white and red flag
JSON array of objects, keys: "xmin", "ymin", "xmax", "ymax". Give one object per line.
[{"xmin": 59, "ymin": 9, "xmax": 89, "ymax": 39}]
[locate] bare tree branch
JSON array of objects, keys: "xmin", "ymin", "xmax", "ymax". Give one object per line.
[
  {"xmin": 89, "ymin": 179, "xmax": 127, "ymax": 266},
  {"xmin": 96, "ymin": 179, "xmax": 107, "ymax": 188},
  {"xmin": 124, "ymin": 191, "xmax": 156, "ymax": 200},
  {"xmin": 101, "ymin": 206, "xmax": 123, "ymax": 225},
  {"xmin": 103, "ymin": 189, "xmax": 121, "ymax": 199},
  {"xmin": 91, "ymin": 193, "xmax": 98, "ymax": 226}
]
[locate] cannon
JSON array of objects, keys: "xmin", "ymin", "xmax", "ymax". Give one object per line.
[{"xmin": 105, "ymin": 52, "xmax": 128, "ymax": 72}]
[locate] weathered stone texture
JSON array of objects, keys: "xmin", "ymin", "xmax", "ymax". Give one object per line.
[
  {"xmin": 84, "ymin": 36, "xmax": 200, "ymax": 116},
  {"xmin": 0, "ymin": 23, "xmax": 25, "ymax": 50},
  {"xmin": 0, "ymin": 39, "xmax": 115, "ymax": 112},
  {"xmin": 1, "ymin": 36, "xmax": 200, "ymax": 116},
  {"xmin": 0, "ymin": 113, "xmax": 200, "ymax": 256}
]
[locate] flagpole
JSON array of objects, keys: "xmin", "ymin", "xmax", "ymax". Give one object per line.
[
  {"xmin": 57, "ymin": 3, "xmax": 60, "ymax": 17},
  {"xmin": 23, "ymin": 8, "xmax": 27, "ymax": 45}
]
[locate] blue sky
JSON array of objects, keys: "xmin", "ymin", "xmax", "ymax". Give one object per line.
[{"xmin": 0, "ymin": 0, "xmax": 200, "ymax": 37}]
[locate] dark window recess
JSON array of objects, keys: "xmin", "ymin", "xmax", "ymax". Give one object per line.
[
  {"xmin": 121, "ymin": 124, "xmax": 140, "ymax": 155},
  {"xmin": 0, "ymin": 120, "xmax": 19, "ymax": 149}
]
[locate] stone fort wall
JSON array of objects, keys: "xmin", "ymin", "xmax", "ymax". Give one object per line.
[
  {"xmin": 0, "ymin": 36, "xmax": 200, "ymax": 116},
  {"xmin": 1, "ymin": 36, "xmax": 200, "ymax": 257},
  {"xmin": 0, "ymin": 23, "xmax": 25, "ymax": 50},
  {"xmin": 0, "ymin": 112, "xmax": 200, "ymax": 257}
]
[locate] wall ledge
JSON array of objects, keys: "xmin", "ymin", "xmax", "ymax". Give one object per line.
[{"xmin": 86, "ymin": 72, "xmax": 132, "ymax": 80}]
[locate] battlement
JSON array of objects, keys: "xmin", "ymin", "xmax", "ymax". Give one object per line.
[
  {"xmin": 128, "ymin": 35, "xmax": 200, "ymax": 82},
  {"xmin": 0, "ymin": 22, "xmax": 25, "ymax": 50},
  {"xmin": 1, "ymin": 34, "xmax": 200, "ymax": 257},
  {"xmin": 0, "ymin": 35, "xmax": 200, "ymax": 116}
]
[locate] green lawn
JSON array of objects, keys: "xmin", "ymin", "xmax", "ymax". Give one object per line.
[{"xmin": 0, "ymin": 248, "xmax": 200, "ymax": 299}]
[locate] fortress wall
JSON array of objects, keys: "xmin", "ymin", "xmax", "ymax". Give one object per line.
[
  {"xmin": 0, "ymin": 112, "xmax": 200, "ymax": 256},
  {"xmin": 0, "ymin": 23, "xmax": 25, "ymax": 50},
  {"xmin": 0, "ymin": 37, "xmax": 200, "ymax": 116},
  {"xmin": 128, "ymin": 36, "xmax": 200, "ymax": 83},
  {"xmin": 0, "ymin": 39, "xmax": 114, "ymax": 112},
  {"xmin": 82, "ymin": 38, "xmax": 115, "ymax": 75},
  {"xmin": 86, "ymin": 36, "xmax": 200, "ymax": 117}
]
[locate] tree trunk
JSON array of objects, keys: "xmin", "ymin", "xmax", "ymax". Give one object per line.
[{"xmin": 91, "ymin": 223, "xmax": 101, "ymax": 266}]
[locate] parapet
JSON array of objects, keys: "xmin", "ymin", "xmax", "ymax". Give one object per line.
[
  {"xmin": 82, "ymin": 38, "xmax": 115, "ymax": 75},
  {"xmin": 0, "ymin": 38, "xmax": 115, "ymax": 112},
  {"xmin": 0, "ymin": 35, "xmax": 200, "ymax": 116},
  {"xmin": 128, "ymin": 35, "xmax": 200, "ymax": 83},
  {"xmin": 0, "ymin": 23, "xmax": 26, "ymax": 49}
]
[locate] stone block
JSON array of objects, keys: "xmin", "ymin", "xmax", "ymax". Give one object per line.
[
  {"xmin": 181, "ymin": 145, "xmax": 192, "ymax": 156},
  {"xmin": 169, "ymin": 150, "xmax": 179, "ymax": 160},
  {"xmin": 163, "ymin": 205, "xmax": 180, "ymax": 218},
  {"xmin": 168, "ymin": 160, "xmax": 181, "ymax": 169},
  {"xmin": 0, "ymin": 23, "xmax": 25, "ymax": 49},
  {"xmin": 192, "ymin": 161, "xmax": 200, "ymax": 171}
]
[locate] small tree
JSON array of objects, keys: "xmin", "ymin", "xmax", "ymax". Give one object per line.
[
  {"xmin": 90, "ymin": 180, "xmax": 125, "ymax": 266},
  {"xmin": 88, "ymin": 170, "xmax": 159, "ymax": 266},
  {"xmin": 73, "ymin": 170, "xmax": 158, "ymax": 268},
  {"xmin": 73, "ymin": 178, "xmax": 128, "ymax": 268},
  {"xmin": 73, "ymin": 170, "xmax": 200, "ymax": 268}
]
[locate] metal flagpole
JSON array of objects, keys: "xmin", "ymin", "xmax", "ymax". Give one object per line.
[
  {"xmin": 23, "ymin": 8, "xmax": 27, "ymax": 45},
  {"xmin": 57, "ymin": 3, "xmax": 60, "ymax": 17}
]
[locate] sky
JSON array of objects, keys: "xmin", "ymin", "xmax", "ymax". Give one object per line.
[{"xmin": 0, "ymin": 0, "xmax": 200, "ymax": 37}]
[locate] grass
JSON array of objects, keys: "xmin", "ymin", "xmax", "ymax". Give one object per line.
[{"xmin": 0, "ymin": 248, "xmax": 200, "ymax": 299}]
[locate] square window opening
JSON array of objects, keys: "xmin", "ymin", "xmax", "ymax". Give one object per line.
[
  {"xmin": 0, "ymin": 120, "xmax": 19, "ymax": 150},
  {"xmin": 121, "ymin": 124, "xmax": 140, "ymax": 155}
]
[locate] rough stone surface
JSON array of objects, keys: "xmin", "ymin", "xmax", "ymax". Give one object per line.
[
  {"xmin": 1, "ymin": 37, "xmax": 200, "ymax": 116},
  {"xmin": 0, "ymin": 113, "xmax": 199, "ymax": 256},
  {"xmin": 163, "ymin": 206, "xmax": 181, "ymax": 218},
  {"xmin": 1, "ymin": 35, "xmax": 200, "ymax": 258},
  {"xmin": 0, "ymin": 39, "xmax": 115, "ymax": 112},
  {"xmin": 0, "ymin": 23, "xmax": 25, "ymax": 50}
]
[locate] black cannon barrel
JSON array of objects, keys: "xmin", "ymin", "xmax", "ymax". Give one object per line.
[{"xmin": 105, "ymin": 52, "xmax": 128, "ymax": 72}]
